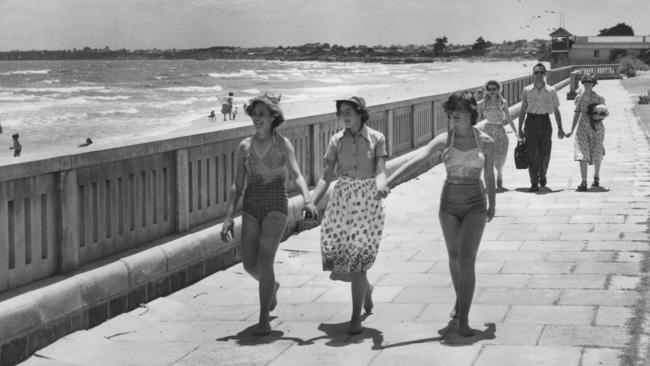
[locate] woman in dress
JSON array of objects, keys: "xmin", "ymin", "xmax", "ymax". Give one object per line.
[
  {"xmin": 566, "ymin": 74, "xmax": 606, "ymax": 191},
  {"xmin": 220, "ymin": 93, "xmax": 318, "ymax": 335},
  {"xmin": 476, "ymin": 80, "xmax": 520, "ymax": 189},
  {"xmin": 311, "ymin": 96, "xmax": 390, "ymax": 335},
  {"xmin": 387, "ymin": 91, "xmax": 496, "ymax": 337}
]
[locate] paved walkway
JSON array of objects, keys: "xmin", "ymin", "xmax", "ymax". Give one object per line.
[{"xmin": 21, "ymin": 79, "xmax": 650, "ymax": 366}]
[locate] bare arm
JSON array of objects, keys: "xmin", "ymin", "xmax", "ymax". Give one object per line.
[
  {"xmin": 282, "ymin": 136, "xmax": 318, "ymax": 216},
  {"xmin": 386, "ymin": 133, "xmax": 446, "ymax": 187},
  {"xmin": 518, "ymin": 95, "xmax": 527, "ymax": 138},
  {"xmin": 311, "ymin": 159, "xmax": 336, "ymax": 207},
  {"xmin": 482, "ymin": 137, "xmax": 496, "ymax": 222},
  {"xmin": 554, "ymin": 107, "xmax": 564, "ymax": 138},
  {"xmin": 375, "ymin": 156, "xmax": 388, "ymax": 199},
  {"xmin": 502, "ymin": 100, "xmax": 519, "ymax": 137},
  {"xmin": 221, "ymin": 140, "xmax": 247, "ymax": 240}
]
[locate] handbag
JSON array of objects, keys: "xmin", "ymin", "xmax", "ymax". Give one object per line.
[{"xmin": 514, "ymin": 141, "xmax": 528, "ymax": 169}]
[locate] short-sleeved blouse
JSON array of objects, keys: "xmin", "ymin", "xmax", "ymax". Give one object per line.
[{"xmin": 324, "ymin": 125, "xmax": 388, "ymax": 179}]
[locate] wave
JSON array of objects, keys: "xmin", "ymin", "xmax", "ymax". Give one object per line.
[
  {"xmin": 0, "ymin": 69, "xmax": 50, "ymax": 75},
  {"xmin": 96, "ymin": 108, "xmax": 139, "ymax": 116},
  {"xmin": 43, "ymin": 79, "xmax": 60, "ymax": 84},
  {"xmin": 84, "ymin": 95, "xmax": 131, "ymax": 101},
  {"xmin": 241, "ymin": 88, "xmax": 260, "ymax": 94},
  {"xmin": 0, "ymin": 97, "xmax": 91, "ymax": 113},
  {"xmin": 162, "ymin": 85, "xmax": 223, "ymax": 93},
  {"xmin": 3, "ymin": 86, "xmax": 108, "ymax": 94},
  {"xmin": 0, "ymin": 93, "xmax": 38, "ymax": 102},
  {"xmin": 209, "ymin": 70, "xmax": 258, "ymax": 78}
]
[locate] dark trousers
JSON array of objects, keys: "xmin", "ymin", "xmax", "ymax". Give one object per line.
[{"xmin": 524, "ymin": 114, "xmax": 552, "ymax": 185}]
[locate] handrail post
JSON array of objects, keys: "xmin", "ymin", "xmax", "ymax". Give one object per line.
[
  {"xmin": 410, "ymin": 105, "xmax": 417, "ymax": 148},
  {"xmin": 310, "ymin": 123, "xmax": 321, "ymax": 185},
  {"xmin": 175, "ymin": 149, "xmax": 190, "ymax": 233},
  {"xmin": 386, "ymin": 109, "xmax": 394, "ymax": 157},
  {"xmin": 57, "ymin": 170, "xmax": 80, "ymax": 274}
]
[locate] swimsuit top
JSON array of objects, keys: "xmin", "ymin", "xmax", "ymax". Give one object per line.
[
  {"xmin": 245, "ymin": 134, "xmax": 287, "ymax": 186},
  {"xmin": 441, "ymin": 128, "xmax": 485, "ymax": 181},
  {"xmin": 481, "ymin": 97, "xmax": 505, "ymax": 124}
]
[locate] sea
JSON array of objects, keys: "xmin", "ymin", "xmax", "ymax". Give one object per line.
[{"xmin": 0, "ymin": 59, "xmax": 537, "ymax": 158}]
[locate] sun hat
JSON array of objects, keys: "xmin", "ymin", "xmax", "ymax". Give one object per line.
[{"xmin": 336, "ymin": 96, "xmax": 367, "ymax": 111}]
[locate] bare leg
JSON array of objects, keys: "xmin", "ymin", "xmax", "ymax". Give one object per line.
[
  {"xmin": 455, "ymin": 212, "xmax": 486, "ymax": 337},
  {"xmin": 240, "ymin": 213, "xmax": 261, "ymax": 281},
  {"xmin": 255, "ymin": 211, "xmax": 287, "ymax": 335},
  {"xmin": 579, "ymin": 160, "xmax": 588, "ymax": 183},
  {"xmin": 349, "ymin": 271, "xmax": 369, "ymax": 334},
  {"xmin": 438, "ymin": 211, "xmax": 463, "ymax": 323},
  {"xmin": 593, "ymin": 160, "xmax": 602, "ymax": 180}
]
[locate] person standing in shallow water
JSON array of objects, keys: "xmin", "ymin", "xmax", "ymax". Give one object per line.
[
  {"xmin": 311, "ymin": 96, "xmax": 390, "ymax": 335},
  {"xmin": 220, "ymin": 93, "xmax": 318, "ymax": 336},
  {"xmin": 566, "ymin": 73, "xmax": 607, "ymax": 191},
  {"xmin": 518, "ymin": 63, "xmax": 565, "ymax": 192},
  {"xmin": 477, "ymin": 80, "xmax": 520, "ymax": 189},
  {"xmin": 10, "ymin": 133, "xmax": 22, "ymax": 157},
  {"xmin": 387, "ymin": 91, "xmax": 496, "ymax": 337}
]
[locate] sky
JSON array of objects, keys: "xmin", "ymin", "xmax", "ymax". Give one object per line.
[{"xmin": 0, "ymin": 0, "xmax": 649, "ymax": 51}]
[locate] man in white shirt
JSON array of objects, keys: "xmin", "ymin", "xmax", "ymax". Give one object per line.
[{"xmin": 518, "ymin": 63, "xmax": 565, "ymax": 192}]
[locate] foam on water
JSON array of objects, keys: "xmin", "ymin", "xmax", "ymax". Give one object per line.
[{"xmin": 0, "ymin": 69, "xmax": 50, "ymax": 75}]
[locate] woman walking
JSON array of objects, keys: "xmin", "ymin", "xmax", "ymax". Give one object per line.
[
  {"xmin": 311, "ymin": 96, "xmax": 390, "ymax": 335},
  {"xmin": 387, "ymin": 91, "xmax": 495, "ymax": 337},
  {"xmin": 477, "ymin": 80, "xmax": 520, "ymax": 189},
  {"xmin": 566, "ymin": 74, "xmax": 607, "ymax": 191},
  {"xmin": 220, "ymin": 93, "xmax": 318, "ymax": 335}
]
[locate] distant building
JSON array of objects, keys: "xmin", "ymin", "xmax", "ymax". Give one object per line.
[{"xmin": 550, "ymin": 28, "xmax": 650, "ymax": 68}]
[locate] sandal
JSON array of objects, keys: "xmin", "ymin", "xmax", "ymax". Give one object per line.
[
  {"xmin": 577, "ymin": 181, "xmax": 588, "ymax": 192},
  {"xmin": 592, "ymin": 177, "xmax": 600, "ymax": 187}
]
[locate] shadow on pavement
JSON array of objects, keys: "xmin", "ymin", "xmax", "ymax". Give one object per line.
[
  {"xmin": 440, "ymin": 322, "xmax": 497, "ymax": 346},
  {"xmin": 216, "ymin": 317, "xmax": 314, "ymax": 346},
  {"xmin": 377, "ymin": 320, "xmax": 496, "ymax": 349},
  {"xmin": 305, "ymin": 316, "xmax": 384, "ymax": 350},
  {"xmin": 586, "ymin": 186, "xmax": 610, "ymax": 193},
  {"xmin": 513, "ymin": 187, "xmax": 564, "ymax": 194}
]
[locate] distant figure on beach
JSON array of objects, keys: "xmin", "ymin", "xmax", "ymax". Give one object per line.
[
  {"xmin": 565, "ymin": 74, "xmax": 607, "ymax": 191},
  {"xmin": 518, "ymin": 63, "xmax": 565, "ymax": 192},
  {"xmin": 474, "ymin": 87, "xmax": 485, "ymax": 103},
  {"xmin": 220, "ymin": 93, "xmax": 317, "ymax": 336},
  {"xmin": 78, "ymin": 138, "xmax": 93, "ymax": 147},
  {"xmin": 10, "ymin": 133, "xmax": 22, "ymax": 157},
  {"xmin": 221, "ymin": 92, "xmax": 234, "ymax": 121},
  {"xmin": 232, "ymin": 106, "xmax": 238, "ymax": 120},
  {"xmin": 387, "ymin": 91, "xmax": 496, "ymax": 337},
  {"xmin": 311, "ymin": 96, "xmax": 390, "ymax": 335},
  {"xmin": 477, "ymin": 80, "xmax": 520, "ymax": 189},
  {"xmin": 0, "ymin": 117, "xmax": 3, "ymax": 134},
  {"xmin": 208, "ymin": 110, "xmax": 216, "ymax": 121}
]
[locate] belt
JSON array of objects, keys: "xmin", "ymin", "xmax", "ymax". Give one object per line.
[
  {"xmin": 527, "ymin": 113, "xmax": 550, "ymax": 116},
  {"xmin": 446, "ymin": 177, "xmax": 481, "ymax": 185}
]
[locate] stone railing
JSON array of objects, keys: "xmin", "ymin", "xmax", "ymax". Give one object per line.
[{"xmin": 0, "ymin": 65, "xmax": 576, "ymax": 293}]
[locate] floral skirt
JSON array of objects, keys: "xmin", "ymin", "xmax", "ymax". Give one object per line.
[
  {"xmin": 320, "ymin": 176, "xmax": 385, "ymax": 273},
  {"xmin": 477, "ymin": 121, "xmax": 509, "ymax": 169},
  {"xmin": 574, "ymin": 119, "xmax": 605, "ymax": 164}
]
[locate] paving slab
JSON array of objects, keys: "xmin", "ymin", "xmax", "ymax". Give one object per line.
[{"xmin": 18, "ymin": 78, "xmax": 650, "ymax": 366}]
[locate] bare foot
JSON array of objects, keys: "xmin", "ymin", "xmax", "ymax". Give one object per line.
[
  {"xmin": 458, "ymin": 318, "xmax": 475, "ymax": 337},
  {"xmin": 363, "ymin": 285, "xmax": 374, "ymax": 314},
  {"xmin": 255, "ymin": 320, "xmax": 272, "ymax": 336},
  {"xmin": 270, "ymin": 282, "xmax": 280, "ymax": 311},
  {"xmin": 348, "ymin": 319, "xmax": 363, "ymax": 335}
]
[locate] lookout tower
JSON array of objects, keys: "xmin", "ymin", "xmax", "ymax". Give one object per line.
[{"xmin": 549, "ymin": 27, "xmax": 573, "ymax": 68}]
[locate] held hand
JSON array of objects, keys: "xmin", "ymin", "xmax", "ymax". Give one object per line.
[
  {"xmin": 302, "ymin": 202, "xmax": 319, "ymax": 221},
  {"xmin": 516, "ymin": 135, "xmax": 524, "ymax": 143},
  {"xmin": 375, "ymin": 182, "xmax": 390, "ymax": 200},
  {"xmin": 220, "ymin": 217, "xmax": 234, "ymax": 242},
  {"xmin": 557, "ymin": 130, "xmax": 565, "ymax": 139},
  {"xmin": 565, "ymin": 131, "xmax": 573, "ymax": 138},
  {"xmin": 486, "ymin": 206, "xmax": 495, "ymax": 222}
]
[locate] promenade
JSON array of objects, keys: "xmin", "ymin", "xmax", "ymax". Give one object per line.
[{"xmin": 20, "ymin": 78, "xmax": 650, "ymax": 366}]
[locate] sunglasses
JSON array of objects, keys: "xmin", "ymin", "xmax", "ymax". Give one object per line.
[
  {"xmin": 533, "ymin": 71, "xmax": 546, "ymax": 75},
  {"xmin": 592, "ymin": 112, "xmax": 608, "ymax": 116},
  {"xmin": 486, "ymin": 88, "xmax": 498, "ymax": 92},
  {"xmin": 581, "ymin": 81, "xmax": 594, "ymax": 84}
]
